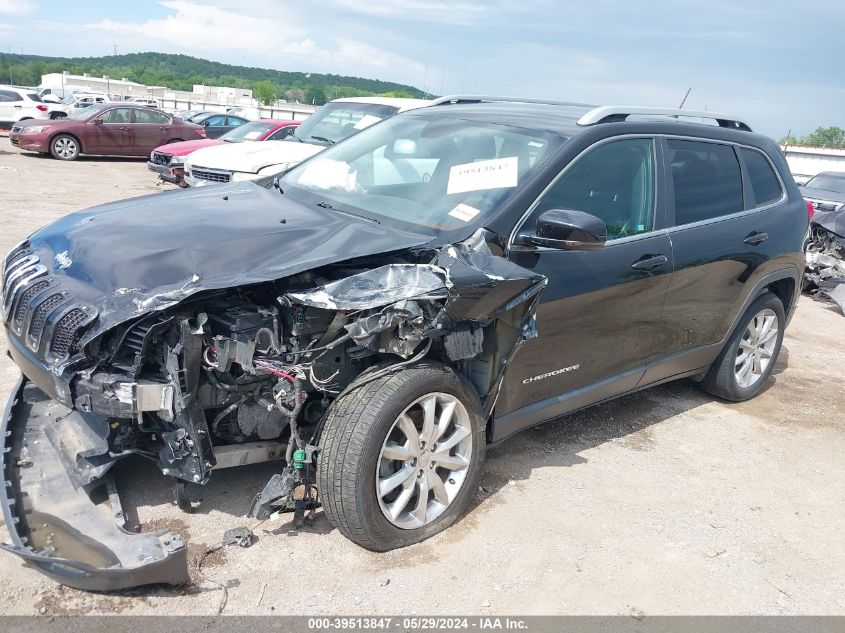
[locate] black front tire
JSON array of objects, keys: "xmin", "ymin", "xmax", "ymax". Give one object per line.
[
  {"xmin": 700, "ymin": 291, "xmax": 785, "ymax": 401},
  {"xmin": 318, "ymin": 361, "xmax": 486, "ymax": 551}
]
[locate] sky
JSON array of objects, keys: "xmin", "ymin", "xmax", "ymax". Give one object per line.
[{"xmin": 0, "ymin": 0, "xmax": 843, "ymax": 137}]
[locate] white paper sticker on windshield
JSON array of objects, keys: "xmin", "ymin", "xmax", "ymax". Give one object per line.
[
  {"xmin": 243, "ymin": 131, "xmax": 262, "ymax": 140},
  {"xmin": 448, "ymin": 203, "xmax": 482, "ymax": 222},
  {"xmin": 447, "ymin": 156, "xmax": 518, "ymax": 195},
  {"xmin": 353, "ymin": 114, "xmax": 383, "ymax": 130}
]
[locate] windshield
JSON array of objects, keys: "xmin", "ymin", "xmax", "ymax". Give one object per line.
[
  {"xmin": 804, "ymin": 174, "xmax": 845, "ymax": 194},
  {"xmin": 68, "ymin": 105, "xmax": 102, "ymax": 121},
  {"xmin": 220, "ymin": 121, "xmax": 276, "ymax": 142},
  {"xmin": 292, "ymin": 102, "xmax": 399, "ymax": 146},
  {"xmin": 283, "ymin": 112, "xmax": 562, "ymax": 233}
]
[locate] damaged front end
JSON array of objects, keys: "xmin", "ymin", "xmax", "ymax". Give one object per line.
[
  {"xmin": 804, "ymin": 207, "xmax": 845, "ymax": 313},
  {"xmin": 1, "ymin": 230, "xmax": 544, "ymax": 590}
]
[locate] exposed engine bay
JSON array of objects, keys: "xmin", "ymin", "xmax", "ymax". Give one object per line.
[
  {"xmin": 1, "ymin": 231, "xmax": 545, "ymax": 589},
  {"xmin": 804, "ymin": 208, "xmax": 845, "ymax": 314}
]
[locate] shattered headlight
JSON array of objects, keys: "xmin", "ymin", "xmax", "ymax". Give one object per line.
[{"xmin": 168, "ymin": 155, "xmax": 185, "ymax": 166}]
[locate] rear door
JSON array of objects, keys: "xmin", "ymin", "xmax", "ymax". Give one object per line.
[
  {"xmin": 498, "ymin": 136, "xmax": 674, "ymax": 422},
  {"xmin": 642, "ymin": 137, "xmax": 773, "ymax": 383},
  {"xmin": 130, "ymin": 108, "xmax": 171, "ymax": 154}
]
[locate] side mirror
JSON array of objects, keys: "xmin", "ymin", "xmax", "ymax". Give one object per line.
[
  {"xmin": 204, "ymin": 120, "xmax": 211, "ymax": 126},
  {"xmin": 92, "ymin": 118, "xmax": 104, "ymax": 125},
  {"xmin": 522, "ymin": 209, "xmax": 607, "ymax": 251}
]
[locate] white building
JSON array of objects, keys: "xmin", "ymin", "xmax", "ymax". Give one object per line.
[
  {"xmin": 781, "ymin": 145, "xmax": 845, "ymax": 184},
  {"xmin": 39, "ymin": 72, "xmax": 158, "ymax": 99},
  {"xmin": 192, "ymin": 84, "xmax": 253, "ymax": 104}
]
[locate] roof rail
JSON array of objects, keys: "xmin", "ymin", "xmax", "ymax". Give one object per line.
[
  {"xmin": 431, "ymin": 95, "xmax": 596, "ymax": 108},
  {"xmin": 577, "ymin": 106, "xmax": 752, "ymax": 132}
]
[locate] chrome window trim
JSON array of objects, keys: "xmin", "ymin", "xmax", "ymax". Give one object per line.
[{"xmin": 507, "ymin": 134, "xmax": 660, "ymax": 252}]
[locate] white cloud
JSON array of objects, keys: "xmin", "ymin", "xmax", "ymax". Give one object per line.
[
  {"xmin": 78, "ymin": 0, "xmax": 424, "ymax": 84},
  {"xmin": 0, "ymin": 0, "xmax": 37, "ymax": 16},
  {"xmin": 325, "ymin": 0, "xmax": 487, "ymax": 25}
]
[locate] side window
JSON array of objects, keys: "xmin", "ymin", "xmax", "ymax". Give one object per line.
[
  {"xmin": 0, "ymin": 90, "xmax": 19, "ymax": 102},
  {"xmin": 267, "ymin": 126, "xmax": 296, "ymax": 141},
  {"xmin": 668, "ymin": 139, "xmax": 743, "ymax": 225},
  {"xmin": 741, "ymin": 148, "xmax": 782, "ymax": 207},
  {"xmin": 226, "ymin": 116, "xmax": 247, "ymax": 127},
  {"xmin": 134, "ymin": 109, "xmax": 170, "ymax": 124},
  {"xmin": 102, "ymin": 108, "xmax": 132, "ymax": 124},
  {"xmin": 533, "ymin": 138, "xmax": 655, "ymax": 239},
  {"xmin": 204, "ymin": 115, "xmax": 227, "ymax": 126}
]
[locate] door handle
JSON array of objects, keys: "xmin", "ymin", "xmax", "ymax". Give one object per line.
[
  {"xmin": 743, "ymin": 231, "xmax": 769, "ymax": 245},
  {"xmin": 120, "ymin": 126, "xmax": 130, "ymax": 131},
  {"xmin": 631, "ymin": 254, "xmax": 668, "ymax": 271}
]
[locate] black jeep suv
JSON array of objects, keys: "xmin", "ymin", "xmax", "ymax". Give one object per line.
[{"xmin": 0, "ymin": 97, "xmax": 807, "ymax": 590}]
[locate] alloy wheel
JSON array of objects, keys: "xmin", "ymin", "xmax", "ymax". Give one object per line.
[
  {"xmin": 53, "ymin": 137, "xmax": 77, "ymax": 159},
  {"xmin": 376, "ymin": 392, "xmax": 473, "ymax": 529},
  {"xmin": 735, "ymin": 308, "xmax": 779, "ymax": 388}
]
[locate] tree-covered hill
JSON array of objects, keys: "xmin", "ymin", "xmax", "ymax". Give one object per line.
[{"xmin": 0, "ymin": 51, "xmax": 426, "ymax": 104}]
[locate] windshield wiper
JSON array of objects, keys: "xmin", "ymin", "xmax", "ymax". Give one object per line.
[
  {"xmin": 309, "ymin": 135, "xmax": 335, "ymax": 145},
  {"xmin": 316, "ymin": 200, "xmax": 379, "ymax": 224}
]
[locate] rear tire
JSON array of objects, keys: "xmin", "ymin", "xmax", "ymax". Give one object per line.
[
  {"xmin": 700, "ymin": 291, "xmax": 785, "ymax": 401},
  {"xmin": 50, "ymin": 134, "xmax": 80, "ymax": 160},
  {"xmin": 318, "ymin": 361, "xmax": 485, "ymax": 551}
]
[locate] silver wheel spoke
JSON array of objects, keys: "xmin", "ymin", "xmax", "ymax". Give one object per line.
[
  {"xmin": 426, "ymin": 470, "xmax": 449, "ymax": 505},
  {"xmin": 433, "ymin": 425, "xmax": 471, "ymax": 455},
  {"xmin": 387, "ymin": 479, "xmax": 416, "ymax": 520},
  {"xmin": 435, "ymin": 399, "xmax": 457, "ymax": 441},
  {"xmin": 412, "ymin": 474, "xmax": 430, "ymax": 524},
  {"xmin": 396, "ymin": 414, "xmax": 421, "ymax": 455},
  {"xmin": 419, "ymin": 395, "xmax": 437, "ymax": 446},
  {"xmin": 382, "ymin": 442, "xmax": 414, "ymax": 461},
  {"xmin": 432, "ymin": 453, "xmax": 469, "ymax": 471},
  {"xmin": 379, "ymin": 465, "xmax": 416, "ymax": 497}
]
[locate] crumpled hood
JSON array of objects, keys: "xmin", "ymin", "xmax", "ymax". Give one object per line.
[
  {"xmin": 22, "ymin": 182, "xmax": 433, "ymax": 341},
  {"xmin": 799, "ymin": 186, "xmax": 845, "ymax": 206},
  {"xmin": 185, "ymin": 140, "xmax": 323, "ymax": 174},
  {"xmin": 154, "ymin": 138, "xmax": 223, "ymax": 157}
]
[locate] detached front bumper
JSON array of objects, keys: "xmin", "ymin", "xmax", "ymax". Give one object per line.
[
  {"xmin": 147, "ymin": 161, "xmax": 184, "ymax": 184},
  {"xmin": 0, "ymin": 376, "xmax": 188, "ymax": 590}
]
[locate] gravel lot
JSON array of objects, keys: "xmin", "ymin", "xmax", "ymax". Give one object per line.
[{"xmin": 0, "ymin": 137, "xmax": 843, "ymax": 616}]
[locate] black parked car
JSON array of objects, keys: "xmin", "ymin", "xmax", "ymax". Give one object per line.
[
  {"xmin": 0, "ymin": 97, "xmax": 807, "ymax": 590},
  {"xmin": 189, "ymin": 112, "xmax": 250, "ymax": 139}
]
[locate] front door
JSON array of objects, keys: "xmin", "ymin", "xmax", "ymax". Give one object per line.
[
  {"xmin": 496, "ymin": 137, "xmax": 673, "ymax": 427},
  {"xmin": 87, "ymin": 107, "xmax": 132, "ymax": 153}
]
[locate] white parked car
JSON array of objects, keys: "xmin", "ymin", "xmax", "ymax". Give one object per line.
[
  {"xmin": 0, "ymin": 87, "xmax": 50, "ymax": 126},
  {"xmin": 130, "ymin": 97, "xmax": 160, "ymax": 107},
  {"xmin": 184, "ymin": 97, "xmax": 431, "ymax": 186}
]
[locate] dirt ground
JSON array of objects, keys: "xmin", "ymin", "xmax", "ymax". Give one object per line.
[{"xmin": 0, "ymin": 137, "xmax": 843, "ymax": 616}]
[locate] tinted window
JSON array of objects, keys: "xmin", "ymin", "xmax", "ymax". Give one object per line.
[
  {"xmin": 102, "ymin": 108, "xmax": 132, "ymax": 124},
  {"xmin": 26, "ymin": 93, "xmax": 42, "ymax": 102},
  {"xmin": 226, "ymin": 116, "xmax": 247, "ymax": 126},
  {"xmin": 134, "ymin": 109, "xmax": 170, "ymax": 124},
  {"xmin": 741, "ymin": 148, "xmax": 782, "ymax": 206},
  {"xmin": 668, "ymin": 139, "xmax": 743, "ymax": 225},
  {"xmin": 802, "ymin": 173, "xmax": 845, "ymax": 194},
  {"xmin": 267, "ymin": 125, "xmax": 296, "ymax": 141},
  {"xmin": 0, "ymin": 90, "xmax": 20, "ymax": 102},
  {"xmin": 532, "ymin": 138, "xmax": 656, "ymax": 239},
  {"xmin": 204, "ymin": 115, "xmax": 227, "ymax": 126}
]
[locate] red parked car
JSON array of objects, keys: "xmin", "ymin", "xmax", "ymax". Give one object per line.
[
  {"xmin": 147, "ymin": 119, "xmax": 299, "ymax": 186},
  {"xmin": 9, "ymin": 104, "xmax": 205, "ymax": 160}
]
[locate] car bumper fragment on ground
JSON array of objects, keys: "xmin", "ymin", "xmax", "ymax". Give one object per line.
[{"xmin": 0, "ymin": 376, "xmax": 188, "ymax": 590}]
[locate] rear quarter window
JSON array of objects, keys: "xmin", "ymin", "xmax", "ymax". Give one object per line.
[
  {"xmin": 741, "ymin": 148, "xmax": 782, "ymax": 206},
  {"xmin": 668, "ymin": 139, "xmax": 743, "ymax": 225}
]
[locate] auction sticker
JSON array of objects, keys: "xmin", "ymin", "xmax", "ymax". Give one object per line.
[
  {"xmin": 448, "ymin": 203, "xmax": 482, "ymax": 222},
  {"xmin": 447, "ymin": 156, "xmax": 518, "ymax": 195}
]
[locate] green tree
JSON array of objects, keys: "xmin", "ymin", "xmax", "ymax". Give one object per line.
[
  {"xmin": 779, "ymin": 133, "xmax": 799, "ymax": 146},
  {"xmin": 253, "ymin": 80, "xmax": 277, "ymax": 105},
  {"xmin": 284, "ymin": 87, "xmax": 305, "ymax": 103},
  {"xmin": 305, "ymin": 84, "xmax": 327, "ymax": 105},
  {"xmin": 801, "ymin": 126, "xmax": 845, "ymax": 149},
  {"xmin": 379, "ymin": 90, "xmax": 412, "ymax": 98}
]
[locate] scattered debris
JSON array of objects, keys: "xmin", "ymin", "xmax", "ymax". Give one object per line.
[
  {"xmin": 629, "ymin": 606, "xmax": 646, "ymax": 620},
  {"xmin": 704, "ymin": 547, "xmax": 726, "ymax": 558},
  {"xmin": 805, "ymin": 210, "xmax": 845, "ymax": 314}
]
